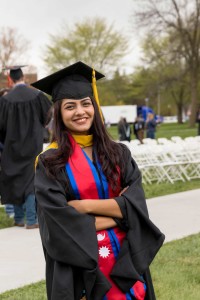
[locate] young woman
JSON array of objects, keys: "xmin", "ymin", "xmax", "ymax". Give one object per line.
[{"xmin": 33, "ymin": 61, "xmax": 165, "ymax": 300}]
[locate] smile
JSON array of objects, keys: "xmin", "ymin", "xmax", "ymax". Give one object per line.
[{"xmin": 73, "ymin": 117, "xmax": 88, "ymax": 124}]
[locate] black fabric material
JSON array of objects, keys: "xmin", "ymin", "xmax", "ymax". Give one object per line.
[
  {"xmin": 0, "ymin": 85, "xmax": 51, "ymax": 204},
  {"xmin": 112, "ymin": 147, "xmax": 165, "ymax": 293},
  {"xmin": 52, "ymin": 75, "xmax": 93, "ymax": 101},
  {"xmin": 31, "ymin": 61, "xmax": 104, "ymax": 101},
  {"xmin": 34, "ymin": 145, "xmax": 165, "ymax": 300},
  {"xmin": 143, "ymin": 268, "xmax": 156, "ymax": 300}
]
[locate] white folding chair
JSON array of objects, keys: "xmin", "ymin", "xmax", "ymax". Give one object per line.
[
  {"xmin": 171, "ymin": 136, "xmax": 184, "ymax": 143},
  {"xmin": 130, "ymin": 139, "xmax": 141, "ymax": 146}
]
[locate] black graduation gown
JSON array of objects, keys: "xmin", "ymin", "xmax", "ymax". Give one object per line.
[
  {"xmin": 0, "ymin": 84, "xmax": 51, "ymax": 204},
  {"xmin": 34, "ymin": 145, "xmax": 165, "ymax": 300},
  {"xmin": 118, "ymin": 121, "xmax": 127, "ymax": 141}
]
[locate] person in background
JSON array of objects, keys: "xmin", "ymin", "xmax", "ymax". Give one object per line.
[
  {"xmin": 44, "ymin": 106, "xmax": 54, "ymax": 144},
  {"xmin": 33, "ymin": 61, "xmax": 164, "ymax": 300},
  {"xmin": 146, "ymin": 113, "xmax": 157, "ymax": 139},
  {"xmin": 123, "ymin": 117, "xmax": 131, "ymax": 141},
  {"xmin": 118, "ymin": 116, "xmax": 131, "ymax": 141},
  {"xmin": 0, "ymin": 65, "xmax": 52, "ymax": 229},
  {"xmin": 0, "ymin": 88, "xmax": 15, "ymax": 218},
  {"xmin": 133, "ymin": 115, "xmax": 145, "ymax": 144}
]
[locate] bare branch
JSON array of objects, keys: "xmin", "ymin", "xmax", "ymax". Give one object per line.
[{"xmin": 0, "ymin": 27, "xmax": 30, "ymax": 68}]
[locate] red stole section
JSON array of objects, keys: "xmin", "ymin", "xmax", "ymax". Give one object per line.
[{"xmin": 68, "ymin": 135, "xmax": 99, "ymax": 199}]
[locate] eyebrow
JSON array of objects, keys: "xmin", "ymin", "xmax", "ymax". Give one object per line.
[{"xmin": 64, "ymin": 98, "xmax": 91, "ymax": 104}]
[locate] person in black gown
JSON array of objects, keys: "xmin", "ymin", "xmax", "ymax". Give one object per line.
[{"xmin": 0, "ymin": 66, "xmax": 52, "ymax": 229}]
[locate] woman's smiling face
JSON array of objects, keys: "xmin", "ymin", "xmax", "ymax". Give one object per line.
[{"xmin": 60, "ymin": 97, "xmax": 94, "ymax": 135}]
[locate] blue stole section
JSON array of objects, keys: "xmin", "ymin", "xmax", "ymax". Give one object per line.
[{"xmin": 65, "ymin": 164, "xmax": 80, "ymax": 200}]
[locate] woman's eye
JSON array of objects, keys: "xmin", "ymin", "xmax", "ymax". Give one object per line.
[
  {"xmin": 83, "ymin": 102, "xmax": 91, "ymax": 106},
  {"xmin": 66, "ymin": 105, "xmax": 74, "ymax": 110}
]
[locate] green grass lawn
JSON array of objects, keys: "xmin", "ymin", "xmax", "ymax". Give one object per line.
[
  {"xmin": 0, "ymin": 207, "xmax": 14, "ymax": 229},
  {"xmin": 155, "ymin": 122, "xmax": 198, "ymax": 139},
  {"xmin": 144, "ymin": 179, "xmax": 200, "ymax": 199},
  {"xmin": 108, "ymin": 121, "xmax": 198, "ymax": 140},
  {"xmin": 0, "ymin": 281, "xmax": 46, "ymax": 300},
  {"xmin": 150, "ymin": 233, "xmax": 200, "ymax": 300},
  {"xmin": 1, "ymin": 233, "xmax": 200, "ymax": 300}
]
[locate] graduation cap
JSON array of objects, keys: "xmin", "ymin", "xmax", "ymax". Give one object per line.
[
  {"xmin": 31, "ymin": 61, "xmax": 105, "ymax": 106},
  {"xmin": 2, "ymin": 65, "xmax": 27, "ymax": 81}
]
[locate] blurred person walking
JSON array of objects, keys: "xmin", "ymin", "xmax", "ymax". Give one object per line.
[
  {"xmin": 118, "ymin": 117, "xmax": 131, "ymax": 141},
  {"xmin": 146, "ymin": 113, "xmax": 157, "ymax": 139},
  {"xmin": 0, "ymin": 66, "xmax": 51, "ymax": 229},
  {"xmin": 133, "ymin": 115, "xmax": 145, "ymax": 143}
]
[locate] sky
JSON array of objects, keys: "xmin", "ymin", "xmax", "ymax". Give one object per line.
[{"xmin": 0, "ymin": 0, "xmax": 143, "ymax": 78}]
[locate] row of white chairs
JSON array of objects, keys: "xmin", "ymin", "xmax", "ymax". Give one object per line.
[
  {"xmin": 120, "ymin": 137, "xmax": 200, "ymax": 185},
  {"xmin": 120, "ymin": 136, "xmax": 200, "ymax": 147}
]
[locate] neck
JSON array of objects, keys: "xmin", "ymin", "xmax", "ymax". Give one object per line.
[{"xmin": 14, "ymin": 80, "xmax": 25, "ymax": 86}]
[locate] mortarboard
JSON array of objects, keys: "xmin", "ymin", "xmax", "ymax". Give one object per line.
[
  {"xmin": 2, "ymin": 65, "xmax": 27, "ymax": 81},
  {"xmin": 31, "ymin": 61, "xmax": 105, "ymax": 102}
]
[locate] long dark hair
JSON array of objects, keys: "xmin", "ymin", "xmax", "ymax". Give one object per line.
[{"xmin": 42, "ymin": 97, "xmax": 126, "ymax": 191}]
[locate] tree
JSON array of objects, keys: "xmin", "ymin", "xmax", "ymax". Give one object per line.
[
  {"xmin": 140, "ymin": 33, "xmax": 190, "ymax": 122},
  {"xmin": 132, "ymin": 0, "xmax": 200, "ymax": 126},
  {"xmin": 43, "ymin": 18, "xmax": 129, "ymax": 75},
  {"xmin": 0, "ymin": 27, "xmax": 30, "ymax": 67}
]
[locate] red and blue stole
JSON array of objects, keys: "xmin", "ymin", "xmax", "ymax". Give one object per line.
[{"xmin": 65, "ymin": 136, "xmax": 146, "ymax": 300}]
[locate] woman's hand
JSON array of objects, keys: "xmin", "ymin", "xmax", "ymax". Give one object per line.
[{"xmin": 95, "ymin": 216, "xmax": 117, "ymax": 230}]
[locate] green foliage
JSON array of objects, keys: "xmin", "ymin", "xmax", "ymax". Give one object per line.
[
  {"xmin": 132, "ymin": 0, "xmax": 200, "ymax": 127},
  {"xmin": 130, "ymin": 67, "xmax": 159, "ymax": 107},
  {"xmin": 0, "ymin": 207, "xmax": 14, "ymax": 229},
  {"xmin": 132, "ymin": 33, "xmax": 190, "ymax": 118},
  {"xmin": 43, "ymin": 18, "xmax": 129, "ymax": 74},
  {"xmin": 98, "ymin": 71, "xmax": 134, "ymax": 105}
]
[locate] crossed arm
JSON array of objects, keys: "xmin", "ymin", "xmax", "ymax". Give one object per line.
[{"xmin": 68, "ymin": 188, "xmax": 128, "ymax": 231}]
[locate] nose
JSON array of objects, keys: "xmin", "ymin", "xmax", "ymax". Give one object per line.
[{"xmin": 75, "ymin": 104, "xmax": 85, "ymax": 115}]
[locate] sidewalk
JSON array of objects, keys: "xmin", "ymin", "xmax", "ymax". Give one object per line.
[
  {"xmin": 0, "ymin": 189, "xmax": 200, "ymax": 294},
  {"xmin": 147, "ymin": 189, "xmax": 200, "ymax": 242}
]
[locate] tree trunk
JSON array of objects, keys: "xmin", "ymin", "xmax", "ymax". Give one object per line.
[
  {"xmin": 189, "ymin": 71, "xmax": 198, "ymax": 127},
  {"xmin": 177, "ymin": 103, "xmax": 183, "ymax": 124}
]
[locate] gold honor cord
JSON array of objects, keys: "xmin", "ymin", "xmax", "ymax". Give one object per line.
[{"xmin": 92, "ymin": 69, "xmax": 104, "ymax": 122}]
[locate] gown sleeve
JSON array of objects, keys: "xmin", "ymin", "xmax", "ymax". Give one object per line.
[
  {"xmin": 35, "ymin": 154, "xmax": 99, "ymax": 269},
  {"xmin": 34, "ymin": 92, "xmax": 52, "ymax": 126},
  {"xmin": 111, "ymin": 145, "xmax": 165, "ymax": 295},
  {"xmin": 35, "ymin": 154, "xmax": 112, "ymax": 299},
  {"xmin": 0, "ymin": 97, "xmax": 9, "ymax": 143}
]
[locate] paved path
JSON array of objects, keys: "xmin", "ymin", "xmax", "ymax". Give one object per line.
[
  {"xmin": 0, "ymin": 189, "xmax": 200, "ymax": 294},
  {"xmin": 147, "ymin": 189, "xmax": 200, "ymax": 242},
  {"xmin": 0, "ymin": 226, "xmax": 45, "ymax": 294}
]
